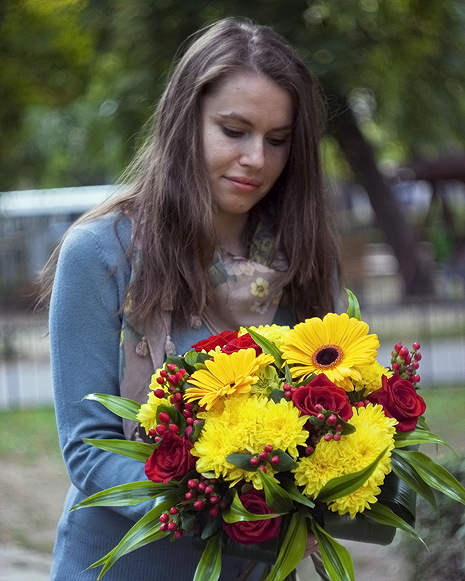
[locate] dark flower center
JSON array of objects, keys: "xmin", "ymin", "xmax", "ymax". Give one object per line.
[{"xmin": 312, "ymin": 344, "xmax": 343, "ymax": 369}]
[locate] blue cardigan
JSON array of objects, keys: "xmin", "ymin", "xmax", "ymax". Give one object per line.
[{"xmin": 50, "ymin": 213, "xmax": 290, "ymax": 580}]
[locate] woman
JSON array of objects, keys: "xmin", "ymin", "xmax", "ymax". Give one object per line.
[{"xmin": 41, "ymin": 18, "xmax": 339, "ymax": 580}]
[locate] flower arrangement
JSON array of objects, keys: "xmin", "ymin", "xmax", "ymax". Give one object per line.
[{"xmin": 76, "ymin": 292, "xmax": 465, "ymax": 581}]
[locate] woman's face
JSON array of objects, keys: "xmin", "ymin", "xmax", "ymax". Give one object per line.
[{"xmin": 201, "ymin": 72, "xmax": 293, "ymax": 225}]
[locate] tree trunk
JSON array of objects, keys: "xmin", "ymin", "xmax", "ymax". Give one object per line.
[{"xmin": 329, "ymin": 98, "xmax": 434, "ymax": 297}]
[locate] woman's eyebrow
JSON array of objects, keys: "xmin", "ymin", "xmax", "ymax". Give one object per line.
[{"xmin": 218, "ymin": 112, "xmax": 292, "ymax": 131}]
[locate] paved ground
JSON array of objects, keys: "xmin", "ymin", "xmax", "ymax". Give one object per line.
[{"xmin": 0, "ymin": 543, "xmax": 52, "ymax": 581}]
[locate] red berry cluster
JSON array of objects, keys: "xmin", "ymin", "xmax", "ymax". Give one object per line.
[
  {"xmin": 304, "ymin": 405, "xmax": 344, "ymax": 455},
  {"xmin": 283, "ymin": 383, "xmax": 297, "ymax": 399},
  {"xmin": 159, "ymin": 475, "xmax": 229, "ymax": 539},
  {"xmin": 249, "ymin": 445, "xmax": 279, "ymax": 472},
  {"xmin": 391, "ymin": 342, "xmax": 421, "ymax": 386}
]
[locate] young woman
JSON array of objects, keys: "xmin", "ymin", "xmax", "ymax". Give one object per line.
[{"xmin": 41, "ymin": 18, "xmax": 340, "ymax": 580}]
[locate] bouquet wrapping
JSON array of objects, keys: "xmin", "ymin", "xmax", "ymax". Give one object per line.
[{"xmin": 75, "ymin": 292, "xmax": 465, "ymax": 581}]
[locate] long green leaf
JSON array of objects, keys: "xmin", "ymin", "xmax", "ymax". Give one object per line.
[
  {"xmin": 345, "ymin": 289, "xmax": 361, "ymax": 321},
  {"xmin": 193, "ymin": 532, "xmax": 222, "ymax": 581},
  {"xmin": 70, "ymin": 480, "xmax": 177, "ymax": 510},
  {"xmin": 395, "ymin": 449, "xmax": 465, "ymax": 505},
  {"xmin": 265, "ymin": 513, "xmax": 307, "ymax": 581},
  {"xmin": 223, "ymin": 491, "xmax": 285, "ymax": 523},
  {"xmin": 280, "ymin": 479, "xmax": 315, "ymax": 509},
  {"xmin": 364, "ymin": 502, "xmax": 426, "ymax": 547},
  {"xmin": 258, "ymin": 469, "xmax": 295, "ymax": 513},
  {"xmin": 394, "ymin": 428, "xmax": 455, "ymax": 453},
  {"xmin": 391, "ymin": 452, "xmax": 437, "ymax": 510},
  {"xmin": 310, "ymin": 520, "xmax": 355, "ymax": 581},
  {"xmin": 315, "ymin": 448, "xmax": 388, "ymax": 503},
  {"xmin": 246, "ymin": 327, "xmax": 284, "ymax": 368},
  {"xmin": 89, "ymin": 490, "xmax": 184, "ymax": 578},
  {"xmin": 83, "ymin": 393, "xmax": 141, "ymax": 421},
  {"xmin": 83, "ymin": 438, "xmax": 154, "ymax": 462}
]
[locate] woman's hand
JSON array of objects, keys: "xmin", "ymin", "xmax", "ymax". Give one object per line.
[{"xmin": 303, "ymin": 533, "xmax": 319, "ymax": 558}]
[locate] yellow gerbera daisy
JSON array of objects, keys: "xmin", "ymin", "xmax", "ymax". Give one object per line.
[
  {"xmin": 185, "ymin": 348, "xmax": 274, "ymax": 410},
  {"xmin": 280, "ymin": 313, "xmax": 380, "ymax": 391}
]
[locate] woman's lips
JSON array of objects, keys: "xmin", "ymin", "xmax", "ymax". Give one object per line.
[{"xmin": 224, "ymin": 176, "xmax": 262, "ymax": 192}]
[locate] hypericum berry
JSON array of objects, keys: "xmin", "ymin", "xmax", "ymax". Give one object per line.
[
  {"xmin": 194, "ymin": 500, "xmax": 204, "ymax": 510},
  {"xmin": 168, "ymin": 521, "xmax": 177, "ymax": 531},
  {"xmin": 324, "ymin": 433, "xmax": 333, "ymax": 441},
  {"xmin": 392, "ymin": 362, "xmax": 400, "ymax": 371},
  {"xmin": 258, "ymin": 466, "xmax": 267, "ymax": 473},
  {"xmin": 314, "ymin": 404, "xmax": 323, "ymax": 412},
  {"xmin": 185, "ymin": 491, "xmax": 194, "ymax": 500},
  {"xmin": 148, "ymin": 429, "xmax": 157, "ymax": 437},
  {"xmin": 160, "ymin": 522, "xmax": 168, "ymax": 532},
  {"xmin": 188, "ymin": 479, "xmax": 198, "ymax": 489},
  {"xmin": 156, "ymin": 377, "xmax": 165, "ymax": 385},
  {"xmin": 317, "ymin": 413, "xmax": 325, "ymax": 422},
  {"xmin": 394, "ymin": 343, "xmax": 403, "ymax": 352},
  {"xmin": 184, "ymin": 402, "xmax": 193, "ymax": 410},
  {"xmin": 154, "ymin": 388, "xmax": 165, "ymax": 398},
  {"xmin": 305, "ymin": 445, "xmax": 314, "ymax": 455},
  {"xmin": 204, "ymin": 486, "xmax": 213, "ymax": 495},
  {"xmin": 159, "ymin": 412, "xmax": 170, "ymax": 424},
  {"xmin": 412, "ymin": 361, "xmax": 420, "ymax": 369},
  {"xmin": 310, "ymin": 435, "xmax": 320, "ymax": 446},
  {"xmin": 336, "ymin": 424, "xmax": 343, "ymax": 432},
  {"xmin": 258, "ymin": 451, "xmax": 268, "ymax": 460},
  {"xmin": 193, "ymin": 419, "xmax": 202, "ymax": 424},
  {"xmin": 174, "ymin": 530, "xmax": 183, "ymax": 539},
  {"xmin": 175, "ymin": 371, "xmax": 184, "ymax": 381},
  {"xmin": 169, "ymin": 507, "xmax": 179, "ymax": 515},
  {"xmin": 413, "ymin": 374, "xmax": 420, "ymax": 383},
  {"xmin": 154, "ymin": 436, "xmax": 162, "ymax": 443},
  {"xmin": 250, "ymin": 457, "xmax": 259, "ymax": 466},
  {"xmin": 399, "ymin": 347, "xmax": 409, "ymax": 359},
  {"xmin": 156, "ymin": 424, "xmax": 167, "ymax": 435},
  {"xmin": 175, "ymin": 392, "xmax": 183, "ymax": 402},
  {"xmin": 356, "ymin": 401, "xmax": 365, "ymax": 408},
  {"xmin": 168, "ymin": 424, "xmax": 179, "ymax": 434},
  {"xmin": 327, "ymin": 414, "xmax": 337, "ymax": 426},
  {"xmin": 264, "ymin": 445, "xmax": 273, "ymax": 454},
  {"xmin": 290, "ymin": 386, "xmax": 298, "ymax": 394},
  {"xmin": 166, "ymin": 363, "xmax": 177, "ymax": 372},
  {"xmin": 198, "ymin": 482, "xmax": 207, "ymax": 492},
  {"xmin": 209, "ymin": 506, "xmax": 219, "ymax": 517},
  {"xmin": 413, "ymin": 342, "xmax": 420, "ymax": 351},
  {"xmin": 159, "ymin": 512, "xmax": 169, "ymax": 523},
  {"xmin": 414, "ymin": 353, "xmax": 422, "ymax": 361},
  {"xmin": 186, "ymin": 417, "xmax": 194, "ymax": 425},
  {"xmin": 219, "ymin": 500, "xmax": 228, "ymax": 509},
  {"xmin": 167, "ymin": 374, "xmax": 178, "ymax": 386},
  {"xmin": 270, "ymin": 456, "xmax": 280, "ymax": 465},
  {"xmin": 284, "ymin": 391, "xmax": 292, "ymax": 399},
  {"xmin": 210, "ymin": 496, "xmax": 220, "ymax": 504},
  {"xmin": 333, "ymin": 433, "xmax": 341, "ymax": 441}
]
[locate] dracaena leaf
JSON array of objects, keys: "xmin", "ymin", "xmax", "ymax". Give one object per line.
[
  {"xmin": 310, "ymin": 520, "xmax": 355, "ymax": 581},
  {"xmin": 83, "ymin": 438, "xmax": 155, "ymax": 462},
  {"xmin": 83, "ymin": 393, "xmax": 141, "ymax": 421}
]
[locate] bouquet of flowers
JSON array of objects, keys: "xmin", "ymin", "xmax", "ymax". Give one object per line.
[{"xmin": 75, "ymin": 292, "xmax": 465, "ymax": 581}]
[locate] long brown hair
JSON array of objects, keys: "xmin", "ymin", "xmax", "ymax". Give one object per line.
[{"xmin": 40, "ymin": 18, "xmax": 339, "ymax": 325}]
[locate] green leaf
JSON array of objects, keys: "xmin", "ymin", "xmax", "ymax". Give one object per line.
[
  {"xmin": 310, "ymin": 520, "xmax": 355, "ymax": 581},
  {"xmin": 268, "ymin": 449, "xmax": 298, "ymax": 472},
  {"xmin": 391, "ymin": 452, "xmax": 437, "ymax": 510},
  {"xmin": 269, "ymin": 389, "xmax": 287, "ymax": 403},
  {"xmin": 315, "ymin": 448, "xmax": 388, "ymax": 503},
  {"xmin": 284, "ymin": 363, "xmax": 293, "ymax": 384},
  {"xmin": 193, "ymin": 532, "xmax": 222, "ymax": 581},
  {"xmin": 223, "ymin": 491, "xmax": 285, "ymax": 523},
  {"xmin": 201, "ymin": 514, "xmax": 223, "ymax": 540},
  {"xmin": 394, "ymin": 428, "xmax": 455, "ymax": 454},
  {"xmin": 246, "ymin": 327, "xmax": 283, "ymax": 368},
  {"xmin": 395, "ymin": 449, "xmax": 465, "ymax": 505},
  {"xmin": 70, "ymin": 480, "xmax": 177, "ymax": 510},
  {"xmin": 156, "ymin": 404, "xmax": 186, "ymax": 433},
  {"xmin": 280, "ymin": 479, "xmax": 315, "ymax": 509},
  {"xmin": 184, "ymin": 350, "xmax": 211, "ymax": 370},
  {"xmin": 226, "ymin": 452, "xmax": 257, "ymax": 471},
  {"xmin": 83, "ymin": 438, "xmax": 155, "ymax": 462},
  {"xmin": 364, "ymin": 503, "xmax": 427, "ymax": 547},
  {"xmin": 258, "ymin": 469, "xmax": 294, "ymax": 513},
  {"xmin": 83, "ymin": 393, "xmax": 141, "ymax": 421},
  {"xmin": 265, "ymin": 512, "xmax": 307, "ymax": 581},
  {"xmin": 190, "ymin": 418, "xmax": 205, "ymax": 442},
  {"xmin": 345, "ymin": 289, "xmax": 361, "ymax": 321},
  {"xmin": 89, "ymin": 490, "xmax": 184, "ymax": 578}
]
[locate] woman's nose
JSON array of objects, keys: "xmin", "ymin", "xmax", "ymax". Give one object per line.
[{"xmin": 239, "ymin": 137, "xmax": 265, "ymax": 169}]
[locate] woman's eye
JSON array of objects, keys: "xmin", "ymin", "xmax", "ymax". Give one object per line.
[
  {"xmin": 268, "ymin": 136, "xmax": 290, "ymax": 147},
  {"xmin": 222, "ymin": 126, "xmax": 243, "ymax": 138}
]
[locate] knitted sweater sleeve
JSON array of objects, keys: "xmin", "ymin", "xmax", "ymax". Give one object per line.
[{"xmin": 49, "ymin": 214, "xmax": 149, "ymax": 521}]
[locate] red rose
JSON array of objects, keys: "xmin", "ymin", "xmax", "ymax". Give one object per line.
[
  {"xmin": 191, "ymin": 330, "xmax": 239, "ymax": 352},
  {"xmin": 224, "ymin": 490, "xmax": 282, "ymax": 546},
  {"xmin": 368, "ymin": 374, "xmax": 426, "ymax": 432},
  {"xmin": 221, "ymin": 334, "xmax": 262, "ymax": 356},
  {"xmin": 292, "ymin": 374, "xmax": 353, "ymax": 422},
  {"xmin": 145, "ymin": 432, "xmax": 196, "ymax": 484}
]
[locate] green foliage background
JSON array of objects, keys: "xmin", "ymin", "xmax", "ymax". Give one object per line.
[{"xmin": 1, "ymin": 0, "xmax": 465, "ymax": 191}]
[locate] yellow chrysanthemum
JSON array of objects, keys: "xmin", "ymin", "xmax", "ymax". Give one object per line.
[
  {"xmin": 293, "ymin": 439, "xmax": 343, "ymax": 498},
  {"xmin": 255, "ymin": 399, "xmax": 308, "ymax": 460},
  {"xmin": 280, "ymin": 313, "xmax": 379, "ymax": 391},
  {"xmin": 148, "ymin": 369, "xmax": 170, "ymax": 392},
  {"xmin": 351, "ymin": 361, "xmax": 393, "ymax": 396},
  {"xmin": 329, "ymin": 404, "xmax": 397, "ymax": 517},
  {"xmin": 239, "ymin": 324, "xmax": 291, "ymax": 349},
  {"xmin": 136, "ymin": 391, "xmax": 172, "ymax": 433},
  {"xmin": 185, "ymin": 348, "xmax": 274, "ymax": 410}
]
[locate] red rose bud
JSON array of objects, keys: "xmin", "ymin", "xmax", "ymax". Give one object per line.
[
  {"xmin": 174, "ymin": 530, "xmax": 183, "ymax": 539},
  {"xmin": 159, "ymin": 412, "xmax": 170, "ymax": 424},
  {"xmin": 194, "ymin": 500, "xmax": 204, "ymax": 510},
  {"xmin": 224, "ymin": 491, "xmax": 282, "ymax": 546}
]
